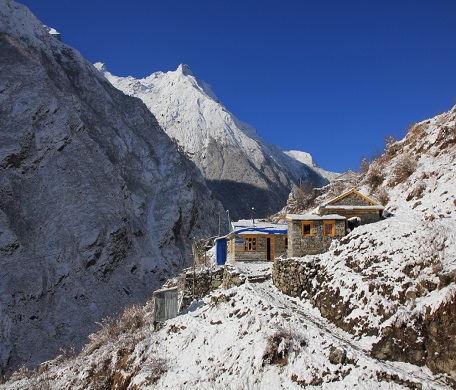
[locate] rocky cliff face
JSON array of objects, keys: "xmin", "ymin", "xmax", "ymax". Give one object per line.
[
  {"xmin": 95, "ymin": 63, "xmax": 331, "ymax": 220},
  {"xmin": 0, "ymin": 0, "xmax": 225, "ymax": 373}
]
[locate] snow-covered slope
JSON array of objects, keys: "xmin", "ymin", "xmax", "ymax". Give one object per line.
[
  {"xmin": 95, "ymin": 63, "xmax": 330, "ymax": 219},
  {"xmin": 2, "ymin": 266, "xmax": 451, "ymax": 389},
  {"xmin": 0, "ymin": 0, "xmax": 226, "ymax": 374},
  {"xmin": 275, "ymin": 104, "xmax": 456, "ymax": 379}
]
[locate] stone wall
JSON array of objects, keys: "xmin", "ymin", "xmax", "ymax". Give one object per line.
[
  {"xmin": 287, "ymin": 219, "xmax": 345, "ymax": 257},
  {"xmin": 223, "ymin": 264, "xmax": 247, "ymax": 289},
  {"xmin": 180, "ymin": 267, "xmax": 224, "ymax": 310},
  {"xmin": 272, "ymin": 257, "xmax": 456, "ymax": 383},
  {"xmin": 272, "ymin": 257, "xmax": 318, "ymax": 297},
  {"xmin": 180, "ymin": 265, "xmax": 246, "ymax": 310},
  {"xmin": 229, "ymin": 249, "xmax": 266, "ymax": 262}
]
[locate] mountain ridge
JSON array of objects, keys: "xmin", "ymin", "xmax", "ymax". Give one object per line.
[{"xmin": 95, "ymin": 62, "xmax": 334, "ymax": 219}]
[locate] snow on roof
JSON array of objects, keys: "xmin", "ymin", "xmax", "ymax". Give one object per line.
[
  {"xmin": 319, "ymin": 205, "xmax": 384, "ymax": 210},
  {"xmin": 230, "ymin": 219, "xmax": 287, "ymax": 235},
  {"xmin": 286, "ymin": 213, "xmax": 346, "ymax": 221}
]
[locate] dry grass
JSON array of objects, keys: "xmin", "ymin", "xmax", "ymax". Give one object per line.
[
  {"xmin": 364, "ymin": 167, "xmax": 385, "ymax": 190},
  {"xmin": 392, "ymin": 154, "xmax": 417, "ymax": 184},
  {"xmin": 376, "ymin": 188, "xmax": 390, "ymax": 206},
  {"xmin": 263, "ymin": 326, "xmax": 307, "ymax": 367},
  {"xmin": 86, "ymin": 304, "xmax": 148, "ymax": 354}
]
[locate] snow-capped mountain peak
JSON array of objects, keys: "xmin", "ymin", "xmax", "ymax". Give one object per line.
[
  {"xmin": 177, "ymin": 63, "xmax": 193, "ymax": 76},
  {"xmin": 97, "ymin": 63, "xmax": 331, "ymax": 219}
]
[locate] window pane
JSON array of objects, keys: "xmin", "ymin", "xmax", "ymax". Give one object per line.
[
  {"xmin": 303, "ymin": 224, "xmax": 311, "ymax": 235},
  {"xmin": 325, "ymin": 223, "xmax": 333, "ymax": 235}
]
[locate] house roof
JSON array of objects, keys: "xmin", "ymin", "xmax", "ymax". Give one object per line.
[
  {"xmin": 321, "ymin": 189, "xmax": 383, "ymax": 208},
  {"xmin": 286, "ymin": 213, "xmax": 346, "ymax": 221},
  {"xmin": 230, "ymin": 219, "xmax": 287, "ymax": 235},
  {"xmin": 320, "ymin": 205, "xmax": 384, "ymax": 211}
]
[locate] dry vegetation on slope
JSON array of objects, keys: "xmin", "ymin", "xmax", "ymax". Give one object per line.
[{"xmin": 273, "ymin": 105, "xmax": 456, "ymax": 381}]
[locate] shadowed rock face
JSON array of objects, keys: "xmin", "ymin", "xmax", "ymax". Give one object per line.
[{"xmin": 0, "ymin": 0, "xmax": 225, "ymax": 373}]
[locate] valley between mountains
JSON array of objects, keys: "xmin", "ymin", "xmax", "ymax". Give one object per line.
[{"xmin": 1, "ymin": 0, "xmax": 455, "ymax": 388}]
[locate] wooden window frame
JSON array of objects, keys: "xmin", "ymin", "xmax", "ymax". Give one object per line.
[
  {"xmin": 301, "ymin": 221, "xmax": 313, "ymax": 236},
  {"xmin": 323, "ymin": 220, "xmax": 336, "ymax": 237},
  {"xmin": 244, "ymin": 236, "xmax": 257, "ymax": 251}
]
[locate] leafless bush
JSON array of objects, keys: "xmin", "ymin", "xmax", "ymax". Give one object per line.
[
  {"xmin": 8, "ymin": 365, "xmax": 36, "ymax": 383},
  {"xmin": 384, "ymin": 135, "xmax": 400, "ymax": 157},
  {"xmin": 192, "ymin": 237, "xmax": 216, "ymax": 267},
  {"xmin": 359, "ymin": 156, "xmax": 370, "ymax": 173},
  {"xmin": 364, "ymin": 167, "xmax": 385, "ymax": 190},
  {"xmin": 88, "ymin": 304, "xmax": 147, "ymax": 350},
  {"xmin": 376, "ymin": 188, "xmax": 389, "ymax": 206},
  {"xmin": 294, "ymin": 184, "xmax": 316, "ymax": 210},
  {"xmin": 406, "ymin": 182, "xmax": 426, "ymax": 201},
  {"xmin": 263, "ymin": 326, "xmax": 307, "ymax": 366},
  {"xmin": 52, "ymin": 344, "xmax": 77, "ymax": 366},
  {"xmin": 392, "ymin": 154, "xmax": 417, "ymax": 184},
  {"xmin": 143, "ymin": 356, "xmax": 168, "ymax": 385}
]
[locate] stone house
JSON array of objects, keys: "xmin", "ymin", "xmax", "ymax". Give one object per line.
[
  {"xmin": 287, "ymin": 189, "xmax": 383, "ymax": 257},
  {"xmin": 286, "ymin": 214, "xmax": 346, "ymax": 257},
  {"xmin": 228, "ymin": 219, "xmax": 288, "ymax": 262}
]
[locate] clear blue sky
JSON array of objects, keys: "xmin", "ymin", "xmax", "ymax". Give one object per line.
[{"xmin": 19, "ymin": 0, "xmax": 456, "ymax": 173}]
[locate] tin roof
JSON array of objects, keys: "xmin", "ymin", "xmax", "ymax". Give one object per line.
[{"xmin": 230, "ymin": 219, "xmax": 287, "ymax": 235}]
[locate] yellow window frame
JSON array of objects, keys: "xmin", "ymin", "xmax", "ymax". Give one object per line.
[
  {"xmin": 301, "ymin": 221, "xmax": 313, "ymax": 236},
  {"xmin": 323, "ymin": 220, "xmax": 336, "ymax": 236},
  {"xmin": 244, "ymin": 236, "xmax": 257, "ymax": 251}
]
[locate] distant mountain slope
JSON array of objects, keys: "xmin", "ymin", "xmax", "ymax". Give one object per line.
[
  {"xmin": 0, "ymin": 0, "xmax": 225, "ymax": 373},
  {"xmin": 95, "ymin": 63, "xmax": 330, "ymax": 219},
  {"xmin": 284, "ymin": 150, "xmax": 339, "ymax": 181}
]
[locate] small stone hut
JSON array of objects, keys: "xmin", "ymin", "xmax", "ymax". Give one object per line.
[
  {"xmin": 318, "ymin": 189, "xmax": 384, "ymax": 226},
  {"xmin": 286, "ymin": 214, "xmax": 346, "ymax": 257},
  {"xmin": 287, "ymin": 189, "xmax": 383, "ymax": 256},
  {"xmin": 228, "ymin": 219, "xmax": 287, "ymax": 262}
]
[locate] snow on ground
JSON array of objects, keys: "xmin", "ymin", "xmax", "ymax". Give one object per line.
[{"xmin": 2, "ymin": 265, "xmax": 452, "ymax": 389}]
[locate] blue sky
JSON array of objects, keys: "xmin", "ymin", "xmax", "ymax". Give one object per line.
[{"xmin": 20, "ymin": 0, "xmax": 456, "ymax": 173}]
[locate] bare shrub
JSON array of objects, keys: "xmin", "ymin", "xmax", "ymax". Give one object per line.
[
  {"xmin": 376, "ymin": 188, "xmax": 389, "ymax": 206},
  {"xmin": 384, "ymin": 135, "xmax": 400, "ymax": 158},
  {"xmin": 87, "ymin": 304, "xmax": 147, "ymax": 351},
  {"xmin": 364, "ymin": 167, "xmax": 385, "ymax": 190},
  {"xmin": 263, "ymin": 326, "xmax": 307, "ymax": 366},
  {"xmin": 8, "ymin": 365, "xmax": 33, "ymax": 382},
  {"xmin": 359, "ymin": 156, "xmax": 370, "ymax": 174},
  {"xmin": 406, "ymin": 182, "xmax": 426, "ymax": 201},
  {"xmin": 192, "ymin": 237, "xmax": 215, "ymax": 267},
  {"xmin": 294, "ymin": 183, "xmax": 316, "ymax": 210},
  {"xmin": 392, "ymin": 154, "xmax": 417, "ymax": 184},
  {"xmin": 143, "ymin": 356, "xmax": 167, "ymax": 385}
]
